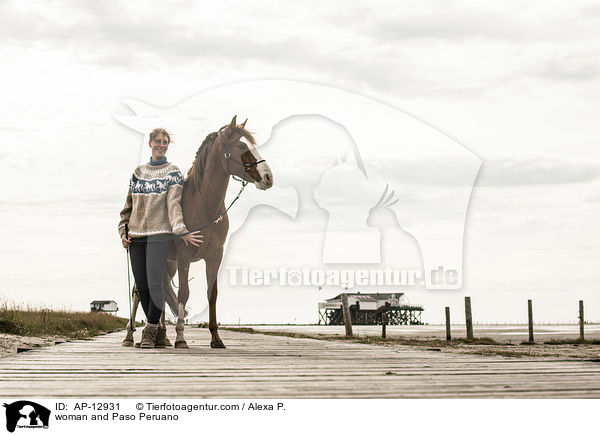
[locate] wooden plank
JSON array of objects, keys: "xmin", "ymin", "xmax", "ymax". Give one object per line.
[{"xmin": 1, "ymin": 327, "xmax": 600, "ymax": 398}]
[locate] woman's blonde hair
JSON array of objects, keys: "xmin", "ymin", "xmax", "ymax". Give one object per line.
[{"xmin": 149, "ymin": 128, "xmax": 171, "ymax": 144}]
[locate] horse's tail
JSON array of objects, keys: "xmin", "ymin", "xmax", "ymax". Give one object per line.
[
  {"xmin": 163, "ymin": 274, "xmax": 179, "ymax": 318},
  {"xmin": 163, "ymin": 273, "xmax": 189, "ymax": 318}
]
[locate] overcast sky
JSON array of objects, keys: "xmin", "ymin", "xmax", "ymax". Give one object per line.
[{"xmin": 1, "ymin": 0, "xmax": 599, "ymax": 324}]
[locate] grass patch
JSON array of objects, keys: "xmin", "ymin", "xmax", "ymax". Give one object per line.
[
  {"xmin": 0, "ymin": 301, "xmax": 129, "ymax": 339},
  {"xmin": 544, "ymin": 338, "xmax": 600, "ymax": 345}
]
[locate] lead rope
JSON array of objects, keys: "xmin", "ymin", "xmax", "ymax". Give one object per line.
[
  {"xmin": 125, "ymin": 223, "xmax": 135, "ymax": 332},
  {"xmin": 211, "ymin": 179, "xmax": 248, "ymax": 225},
  {"xmin": 181, "ymin": 177, "xmax": 248, "ymax": 234}
]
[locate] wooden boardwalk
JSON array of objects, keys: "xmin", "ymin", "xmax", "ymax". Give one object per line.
[{"xmin": 1, "ymin": 327, "xmax": 600, "ymax": 398}]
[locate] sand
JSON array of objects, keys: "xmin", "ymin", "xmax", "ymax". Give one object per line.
[{"xmin": 0, "ymin": 333, "xmax": 71, "ymax": 357}]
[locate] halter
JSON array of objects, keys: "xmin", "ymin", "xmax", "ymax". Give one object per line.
[{"xmin": 220, "ymin": 131, "xmax": 266, "ymax": 184}]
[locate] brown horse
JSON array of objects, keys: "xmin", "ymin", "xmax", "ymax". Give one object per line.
[{"xmin": 122, "ymin": 116, "xmax": 273, "ymax": 348}]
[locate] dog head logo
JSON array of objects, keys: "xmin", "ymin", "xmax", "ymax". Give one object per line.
[{"xmin": 3, "ymin": 401, "xmax": 50, "ymax": 432}]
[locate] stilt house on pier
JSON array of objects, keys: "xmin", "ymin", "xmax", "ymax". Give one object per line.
[{"xmin": 318, "ymin": 293, "xmax": 423, "ymax": 325}]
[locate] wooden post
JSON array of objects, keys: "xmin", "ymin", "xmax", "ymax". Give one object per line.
[
  {"xmin": 465, "ymin": 296, "xmax": 473, "ymax": 339},
  {"xmin": 579, "ymin": 300, "xmax": 584, "ymax": 341},
  {"xmin": 340, "ymin": 293, "xmax": 353, "ymax": 337},
  {"xmin": 445, "ymin": 307, "xmax": 451, "ymax": 341},
  {"xmin": 382, "ymin": 302, "xmax": 390, "ymax": 339},
  {"xmin": 528, "ymin": 299, "xmax": 534, "ymax": 343}
]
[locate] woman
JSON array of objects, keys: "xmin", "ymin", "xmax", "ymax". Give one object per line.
[{"xmin": 118, "ymin": 128, "xmax": 202, "ymax": 348}]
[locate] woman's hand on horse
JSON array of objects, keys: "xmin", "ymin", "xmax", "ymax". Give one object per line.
[
  {"xmin": 121, "ymin": 234, "xmax": 131, "ymax": 249},
  {"xmin": 181, "ymin": 230, "xmax": 203, "ymax": 247}
]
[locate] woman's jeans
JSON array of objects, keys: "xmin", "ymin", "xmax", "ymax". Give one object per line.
[{"xmin": 129, "ymin": 235, "xmax": 172, "ymax": 325}]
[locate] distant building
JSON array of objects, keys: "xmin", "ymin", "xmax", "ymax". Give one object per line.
[
  {"xmin": 90, "ymin": 300, "xmax": 118, "ymax": 313},
  {"xmin": 318, "ymin": 292, "xmax": 423, "ymax": 325}
]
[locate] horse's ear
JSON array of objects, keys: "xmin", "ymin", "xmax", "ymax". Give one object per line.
[
  {"xmin": 220, "ymin": 115, "xmax": 238, "ymax": 141},
  {"xmin": 241, "ymin": 118, "xmax": 247, "ymax": 128}
]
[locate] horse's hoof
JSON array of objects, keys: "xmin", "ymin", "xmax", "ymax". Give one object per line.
[
  {"xmin": 122, "ymin": 340, "xmax": 134, "ymax": 347},
  {"xmin": 164, "ymin": 336, "xmax": 173, "ymax": 347},
  {"xmin": 211, "ymin": 341, "xmax": 226, "ymax": 349},
  {"xmin": 174, "ymin": 341, "xmax": 189, "ymax": 349}
]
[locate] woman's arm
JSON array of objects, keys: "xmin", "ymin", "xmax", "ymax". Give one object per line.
[
  {"xmin": 166, "ymin": 168, "xmax": 203, "ymax": 247},
  {"xmin": 118, "ymin": 185, "xmax": 133, "ymax": 248},
  {"xmin": 118, "ymin": 185, "xmax": 133, "ymax": 237}
]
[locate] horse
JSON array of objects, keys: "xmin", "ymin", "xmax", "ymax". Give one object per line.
[{"xmin": 122, "ymin": 116, "xmax": 273, "ymax": 348}]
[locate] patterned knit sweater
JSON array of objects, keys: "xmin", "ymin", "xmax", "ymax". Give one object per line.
[{"xmin": 118, "ymin": 160, "xmax": 189, "ymax": 238}]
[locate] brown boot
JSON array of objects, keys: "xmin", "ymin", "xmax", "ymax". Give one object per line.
[
  {"xmin": 139, "ymin": 323, "xmax": 158, "ymax": 349},
  {"xmin": 154, "ymin": 327, "xmax": 169, "ymax": 348}
]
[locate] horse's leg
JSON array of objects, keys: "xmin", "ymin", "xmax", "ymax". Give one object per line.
[
  {"xmin": 164, "ymin": 258, "xmax": 180, "ymax": 317},
  {"xmin": 206, "ymin": 252, "xmax": 225, "ymax": 348},
  {"xmin": 158, "ymin": 261, "xmax": 177, "ymax": 347},
  {"xmin": 157, "ymin": 269, "xmax": 173, "ymax": 347},
  {"xmin": 175, "ymin": 255, "xmax": 191, "ymax": 349},
  {"xmin": 122, "ymin": 285, "xmax": 140, "ymax": 347},
  {"xmin": 155, "ymin": 307, "xmax": 172, "ymax": 348}
]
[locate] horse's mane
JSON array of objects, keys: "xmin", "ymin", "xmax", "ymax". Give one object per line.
[
  {"xmin": 186, "ymin": 125, "xmax": 256, "ymax": 192},
  {"xmin": 186, "ymin": 131, "xmax": 218, "ymax": 192}
]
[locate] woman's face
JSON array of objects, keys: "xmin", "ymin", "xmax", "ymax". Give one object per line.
[{"xmin": 149, "ymin": 133, "xmax": 170, "ymax": 161}]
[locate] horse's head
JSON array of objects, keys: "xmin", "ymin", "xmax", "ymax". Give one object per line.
[{"xmin": 217, "ymin": 115, "xmax": 273, "ymax": 190}]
